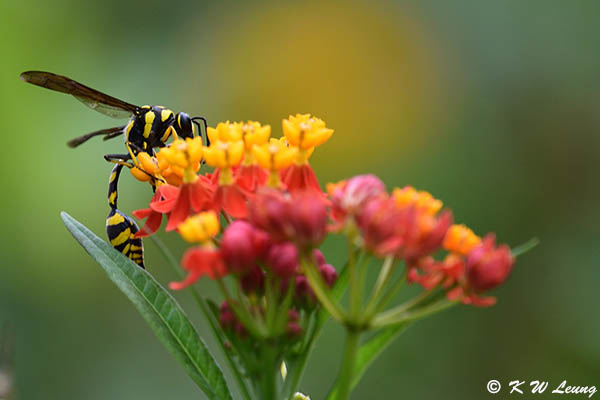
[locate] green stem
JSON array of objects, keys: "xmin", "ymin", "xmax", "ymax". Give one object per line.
[
  {"xmin": 149, "ymin": 235, "xmax": 253, "ymax": 400},
  {"xmin": 302, "ymin": 258, "xmax": 346, "ymax": 323},
  {"xmin": 371, "ymin": 298, "xmax": 457, "ymax": 328},
  {"xmin": 363, "ymin": 257, "xmax": 396, "ymax": 317},
  {"xmin": 348, "ymin": 236, "xmax": 360, "ymax": 320},
  {"xmin": 274, "ymin": 278, "xmax": 295, "ymax": 335},
  {"xmin": 218, "ymin": 279, "xmax": 268, "ymax": 338},
  {"xmin": 285, "ymin": 259, "xmax": 352, "ymax": 398},
  {"xmin": 336, "ymin": 330, "xmax": 361, "ymax": 400},
  {"xmin": 284, "ymin": 324, "xmax": 320, "ymax": 398},
  {"xmin": 374, "ymin": 274, "xmax": 406, "ymax": 314},
  {"xmin": 265, "ymin": 272, "xmax": 276, "ymax": 330},
  {"xmin": 260, "ymin": 344, "xmax": 278, "ymax": 400},
  {"xmin": 371, "ymin": 289, "xmax": 435, "ymax": 326}
]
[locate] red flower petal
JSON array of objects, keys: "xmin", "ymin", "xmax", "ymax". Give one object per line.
[
  {"xmin": 166, "ymin": 184, "xmax": 192, "ymax": 231},
  {"xmin": 134, "ymin": 210, "xmax": 163, "ymax": 238},
  {"xmin": 214, "ymin": 185, "xmax": 250, "ymax": 219},
  {"xmin": 281, "ymin": 164, "xmax": 329, "ymax": 207},
  {"xmin": 150, "ymin": 185, "xmax": 180, "ymax": 213},
  {"xmin": 190, "ymin": 175, "xmax": 214, "ymax": 212},
  {"xmin": 132, "ymin": 208, "xmax": 153, "ymax": 219},
  {"xmin": 236, "ymin": 164, "xmax": 268, "ymax": 192}
]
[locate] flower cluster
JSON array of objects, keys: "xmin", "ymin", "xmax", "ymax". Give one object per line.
[
  {"xmin": 131, "ymin": 114, "xmax": 515, "ymax": 341},
  {"xmin": 328, "ymin": 175, "xmax": 514, "ymax": 306},
  {"xmin": 123, "ymin": 113, "xmax": 522, "ymax": 400},
  {"xmin": 131, "ymin": 115, "xmax": 338, "ymax": 343}
]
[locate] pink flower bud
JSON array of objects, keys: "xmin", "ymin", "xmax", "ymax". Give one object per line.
[
  {"xmin": 288, "ymin": 191, "xmax": 328, "ymax": 248},
  {"xmin": 286, "ymin": 309, "xmax": 302, "ymax": 337},
  {"xmin": 288, "ymin": 309, "xmax": 300, "ymax": 321},
  {"xmin": 266, "ymin": 242, "xmax": 299, "ymax": 279},
  {"xmin": 248, "ymin": 189, "xmax": 293, "ymax": 242},
  {"xmin": 219, "ymin": 301, "xmax": 236, "ymax": 329},
  {"xmin": 332, "ymin": 174, "xmax": 386, "ymax": 215},
  {"xmin": 403, "ymin": 210, "xmax": 453, "ymax": 263},
  {"xmin": 241, "ymin": 266, "xmax": 265, "ymax": 294},
  {"xmin": 466, "ymin": 234, "xmax": 514, "ymax": 292},
  {"xmin": 294, "ymin": 275, "xmax": 314, "ymax": 300},
  {"xmin": 221, "ymin": 221, "xmax": 269, "ymax": 274},
  {"xmin": 313, "ymin": 249, "xmax": 326, "ymax": 266},
  {"xmin": 287, "ymin": 322, "xmax": 302, "ymax": 337},
  {"xmin": 319, "ymin": 263, "xmax": 338, "ymax": 287},
  {"xmin": 356, "ymin": 196, "xmax": 404, "ymax": 255}
]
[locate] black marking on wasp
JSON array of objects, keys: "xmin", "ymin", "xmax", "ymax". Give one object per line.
[{"xmin": 20, "ymin": 70, "xmax": 210, "ymax": 268}]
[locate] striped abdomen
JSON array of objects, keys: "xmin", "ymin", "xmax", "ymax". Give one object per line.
[{"xmin": 106, "ymin": 164, "xmax": 145, "ymax": 268}]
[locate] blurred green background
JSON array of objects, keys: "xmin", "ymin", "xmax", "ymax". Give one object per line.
[{"xmin": 1, "ymin": 0, "xmax": 599, "ymax": 399}]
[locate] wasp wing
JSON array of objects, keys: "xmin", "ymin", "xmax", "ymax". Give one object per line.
[
  {"xmin": 20, "ymin": 71, "xmax": 139, "ymax": 119},
  {"xmin": 67, "ymin": 125, "xmax": 125, "ymax": 148}
]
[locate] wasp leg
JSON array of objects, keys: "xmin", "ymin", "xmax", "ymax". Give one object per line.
[
  {"xmin": 106, "ymin": 162, "xmax": 145, "ymax": 268},
  {"xmin": 126, "ymin": 142, "xmax": 141, "ymax": 168},
  {"xmin": 105, "ymin": 152, "xmax": 162, "ymax": 191},
  {"xmin": 104, "ymin": 153, "xmax": 135, "ymax": 168}
]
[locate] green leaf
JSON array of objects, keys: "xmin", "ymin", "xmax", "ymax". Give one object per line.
[
  {"xmin": 326, "ymin": 322, "xmax": 411, "ymax": 400},
  {"xmin": 62, "ymin": 212, "xmax": 232, "ymax": 400},
  {"xmin": 511, "ymin": 237, "xmax": 540, "ymax": 258}
]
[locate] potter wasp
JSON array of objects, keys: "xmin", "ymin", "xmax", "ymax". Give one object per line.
[{"xmin": 20, "ymin": 71, "xmax": 209, "ymax": 268}]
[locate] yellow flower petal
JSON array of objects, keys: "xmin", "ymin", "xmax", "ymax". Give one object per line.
[{"xmin": 178, "ymin": 212, "xmax": 220, "ymax": 243}]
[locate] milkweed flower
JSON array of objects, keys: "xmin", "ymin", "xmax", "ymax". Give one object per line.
[
  {"xmin": 248, "ymin": 189, "xmax": 327, "ymax": 248},
  {"xmin": 130, "ymin": 152, "xmax": 159, "ymax": 183},
  {"xmin": 204, "ymin": 123, "xmax": 250, "ymax": 218},
  {"xmin": 328, "ymin": 174, "xmax": 386, "ymax": 231},
  {"xmin": 75, "ymin": 110, "xmax": 530, "ymax": 400},
  {"xmin": 287, "ymin": 191, "xmax": 328, "ymax": 248},
  {"xmin": 465, "ymin": 234, "xmax": 514, "ymax": 291},
  {"xmin": 391, "ymin": 186, "xmax": 452, "ymax": 263},
  {"xmin": 154, "ymin": 175, "xmax": 214, "ymax": 231},
  {"xmin": 248, "ymin": 189, "xmax": 294, "ymax": 242},
  {"xmin": 266, "ymin": 242, "xmax": 299, "ymax": 279},
  {"xmin": 410, "ymin": 224, "xmax": 514, "ymax": 307},
  {"xmin": 157, "ymin": 137, "xmax": 204, "ymax": 185},
  {"xmin": 220, "ymin": 221, "xmax": 270, "ymax": 275},
  {"xmin": 252, "ymin": 138, "xmax": 298, "ymax": 188},
  {"xmin": 133, "ymin": 138, "xmax": 214, "ymax": 232},
  {"xmin": 282, "ymin": 114, "xmax": 333, "ymax": 151},
  {"xmin": 236, "ymin": 121, "xmax": 271, "ymax": 192},
  {"xmin": 177, "ymin": 211, "xmax": 220, "ymax": 243},
  {"xmin": 443, "ymin": 224, "xmax": 481, "ymax": 256},
  {"xmin": 132, "ymin": 185, "xmax": 179, "ymax": 238},
  {"xmin": 356, "ymin": 195, "xmax": 406, "ymax": 256},
  {"xmin": 240, "ymin": 266, "xmax": 265, "ymax": 295},
  {"xmin": 280, "ymin": 114, "xmax": 333, "ymax": 196},
  {"xmin": 169, "ymin": 212, "xmax": 226, "ymax": 290},
  {"xmin": 125, "ymin": 111, "xmax": 521, "ymax": 360}
]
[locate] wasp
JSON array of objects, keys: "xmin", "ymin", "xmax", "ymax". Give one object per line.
[{"xmin": 20, "ymin": 71, "xmax": 209, "ymax": 268}]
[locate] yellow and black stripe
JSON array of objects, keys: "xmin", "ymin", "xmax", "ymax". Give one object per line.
[{"xmin": 106, "ymin": 164, "xmax": 144, "ymax": 268}]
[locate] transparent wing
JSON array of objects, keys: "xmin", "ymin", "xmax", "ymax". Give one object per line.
[
  {"xmin": 74, "ymin": 96, "xmax": 134, "ymax": 119},
  {"xmin": 20, "ymin": 70, "xmax": 139, "ymax": 119}
]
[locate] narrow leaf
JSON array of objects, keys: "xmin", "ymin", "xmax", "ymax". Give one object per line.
[
  {"xmin": 511, "ymin": 237, "xmax": 540, "ymax": 258},
  {"xmin": 62, "ymin": 212, "xmax": 232, "ymax": 400}
]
